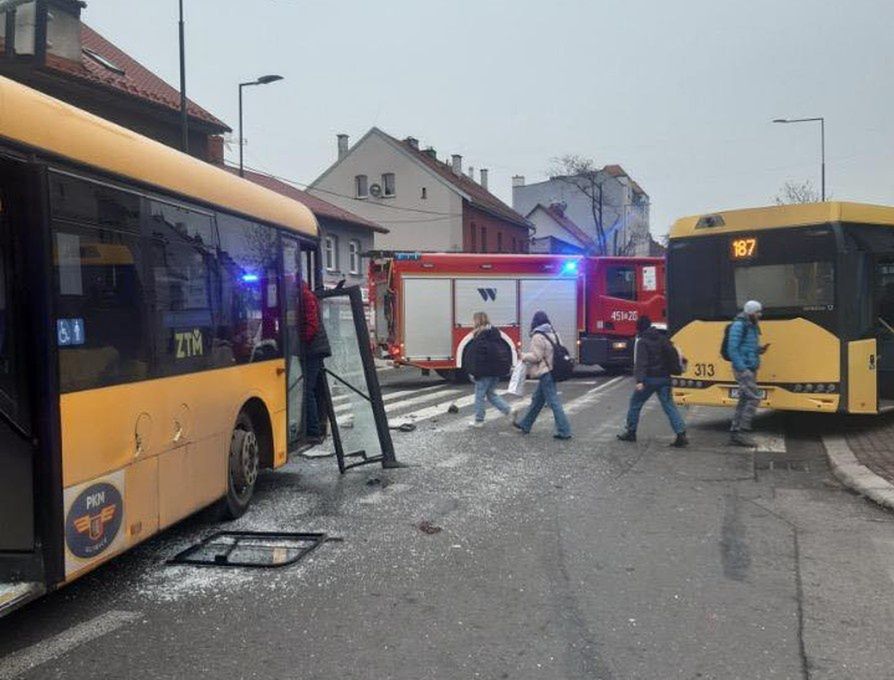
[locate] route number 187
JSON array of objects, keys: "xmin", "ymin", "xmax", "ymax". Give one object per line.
[{"xmin": 730, "ymin": 237, "xmax": 757, "ymax": 260}]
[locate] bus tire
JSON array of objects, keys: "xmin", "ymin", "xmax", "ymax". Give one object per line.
[{"xmin": 225, "ymin": 411, "xmax": 260, "ymax": 519}]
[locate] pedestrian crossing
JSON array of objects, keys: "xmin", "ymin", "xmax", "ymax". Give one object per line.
[{"xmin": 321, "ymin": 378, "xmax": 791, "ymax": 454}]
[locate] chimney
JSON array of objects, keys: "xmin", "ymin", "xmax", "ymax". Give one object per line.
[
  {"xmin": 423, "ymin": 147, "xmax": 437, "ymax": 159},
  {"xmin": 480, "ymin": 168, "xmax": 489, "ymax": 190},
  {"xmin": 405, "ymin": 136, "xmax": 419, "ymax": 149},
  {"xmin": 512, "ymin": 175, "xmax": 526, "ymax": 188},
  {"xmin": 451, "ymin": 154, "xmax": 462, "ymax": 176},
  {"xmin": 206, "ymin": 135, "xmax": 225, "ymax": 165},
  {"xmin": 337, "ymin": 134, "xmax": 349, "ymax": 160},
  {"xmin": 467, "ymin": 166, "xmax": 474, "ymax": 179}
]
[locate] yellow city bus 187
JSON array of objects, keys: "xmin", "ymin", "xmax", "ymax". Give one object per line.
[
  {"xmin": 668, "ymin": 201, "xmax": 894, "ymax": 415},
  {"xmin": 0, "ymin": 75, "xmax": 349, "ymax": 616}
]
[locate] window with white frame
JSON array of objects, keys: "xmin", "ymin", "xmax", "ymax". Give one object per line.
[
  {"xmin": 382, "ymin": 173, "xmax": 395, "ymax": 197},
  {"xmin": 324, "ymin": 235, "xmax": 338, "ymax": 271},
  {"xmin": 349, "ymin": 240, "xmax": 361, "ymax": 274},
  {"xmin": 355, "ymin": 175, "xmax": 368, "ymax": 198}
]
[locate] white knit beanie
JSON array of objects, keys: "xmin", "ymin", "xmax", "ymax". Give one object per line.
[{"xmin": 744, "ymin": 300, "xmax": 762, "ymax": 314}]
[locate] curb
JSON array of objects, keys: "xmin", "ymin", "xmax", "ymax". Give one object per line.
[{"xmin": 823, "ymin": 434, "xmax": 894, "ymax": 511}]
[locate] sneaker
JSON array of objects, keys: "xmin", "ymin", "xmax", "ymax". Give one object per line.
[
  {"xmin": 617, "ymin": 430, "xmax": 637, "ymax": 442},
  {"xmin": 469, "ymin": 420, "xmax": 484, "ymax": 428},
  {"xmin": 729, "ymin": 432, "xmax": 755, "ymax": 447},
  {"xmin": 512, "ymin": 418, "xmax": 527, "ymax": 434},
  {"xmin": 671, "ymin": 432, "xmax": 689, "ymax": 448},
  {"xmin": 554, "ymin": 434, "xmax": 573, "ymax": 440}
]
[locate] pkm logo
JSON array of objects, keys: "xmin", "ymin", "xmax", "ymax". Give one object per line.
[
  {"xmin": 65, "ymin": 482, "xmax": 123, "ymax": 560},
  {"xmin": 477, "ymin": 288, "xmax": 497, "ymax": 302}
]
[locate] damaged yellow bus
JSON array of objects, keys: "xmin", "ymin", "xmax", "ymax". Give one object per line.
[
  {"xmin": 668, "ymin": 202, "xmax": 894, "ymax": 415},
  {"xmin": 0, "ymin": 76, "xmax": 321, "ymax": 615}
]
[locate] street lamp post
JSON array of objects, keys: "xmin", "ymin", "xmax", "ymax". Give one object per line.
[
  {"xmin": 238, "ymin": 75, "xmax": 284, "ymax": 177},
  {"xmin": 772, "ymin": 116, "xmax": 826, "ymax": 201},
  {"xmin": 178, "ymin": 0, "xmax": 188, "ymax": 153}
]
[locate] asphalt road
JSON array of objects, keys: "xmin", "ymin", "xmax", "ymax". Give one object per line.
[{"xmin": 2, "ymin": 368, "xmax": 894, "ymax": 679}]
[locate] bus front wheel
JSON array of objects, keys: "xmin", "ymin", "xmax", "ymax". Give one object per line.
[{"xmin": 225, "ymin": 411, "xmax": 260, "ymax": 519}]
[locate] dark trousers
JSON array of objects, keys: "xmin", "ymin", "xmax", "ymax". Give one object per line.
[{"xmin": 304, "ymin": 355, "xmax": 324, "ymax": 437}]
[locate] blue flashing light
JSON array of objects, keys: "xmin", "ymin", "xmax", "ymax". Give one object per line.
[
  {"xmin": 241, "ymin": 273, "xmax": 260, "ymax": 283},
  {"xmin": 562, "ymin": 260, "xmax": 579, "ymax": 275}
]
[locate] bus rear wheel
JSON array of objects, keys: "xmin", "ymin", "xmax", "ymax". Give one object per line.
[{"xmin": 225, "ymin": 411, "xmax": 259, "ymax": 519}]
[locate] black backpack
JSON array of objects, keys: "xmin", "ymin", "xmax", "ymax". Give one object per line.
[
  {"xmin": 537, "ymin": 332, "xmax": 575, "ymax": 382},
  {"xmin": 720, "ymin": 320, "xmax": 743, "ymax": 362},
  {"xmin": 661, "ymin": 337, "xmax": 685, "ymax": 376}
]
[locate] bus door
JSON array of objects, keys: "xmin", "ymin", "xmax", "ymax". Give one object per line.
[
  {"xmin": 0, "ymin": 159, "xmax": 44, "ymax": 612},
  {"xmin": 316, "ymin": 286, "xmax": 398, "ymax": 472},
  {"xmin": 873, "ymin": 260, "xmax": 894, "ymax": 399},
  {"xmin": 282, "ymin": 237, "xmax": 304, "ymax": 450}
]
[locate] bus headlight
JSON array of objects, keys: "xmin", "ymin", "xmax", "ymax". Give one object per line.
[
  {"xmin": 794, "ymin": 384, "xmax": 803, "ymax": 392},
  {"xmin": 827, "ymin": 383, "xmax": 837, "ymax": 393},
  {"xmin": 696, "ymin": 381, "xmax": 704, "ymax": 388},
  {"xmin": 805, "ymin": 383, "xmax": 814, "ymax": 392}
]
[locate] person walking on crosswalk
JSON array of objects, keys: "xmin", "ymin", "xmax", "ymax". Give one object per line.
[
  {"xmin": 466, "ymin": 312, "xmax": 513, "ymax": 427},
  {"xmin": 513, "ymin": 310, "xmax": 573, "ymax": 440}
]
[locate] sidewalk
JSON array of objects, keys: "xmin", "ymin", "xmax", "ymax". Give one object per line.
[{"xmin": 824, "ymin": 416, "xmax": 894, "ymax": 511}]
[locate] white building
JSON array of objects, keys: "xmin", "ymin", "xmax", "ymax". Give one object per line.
[
  {"xmin": 512, "ymin": 165, "xmax": 651, "ymax": 256},
  {"xmin": 310, "ymin": 128, "xmax": 530, "ymax": 254}
]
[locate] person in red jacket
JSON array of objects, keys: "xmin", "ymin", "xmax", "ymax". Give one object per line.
[{"xmin": 300, "ymin": 282, "xmax": 331, "ymax": 441}]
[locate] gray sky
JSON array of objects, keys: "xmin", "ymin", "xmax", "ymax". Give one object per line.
[{"xmin": 83, "ymin": 0, "xmax": 894, "ymax": 235}]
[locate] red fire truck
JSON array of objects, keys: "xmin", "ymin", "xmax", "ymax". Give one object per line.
[{"xmin": 369, "ymin": 252, "xmax": 666, "ymax": 380}]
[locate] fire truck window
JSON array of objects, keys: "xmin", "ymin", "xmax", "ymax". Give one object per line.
[
  {"xmin": 217, "ymin": 214, "xmax": 282, "ymax": 364},
  {"xmin": 606, "ymin": 265, "xmax": 637, "ymax": 301}
]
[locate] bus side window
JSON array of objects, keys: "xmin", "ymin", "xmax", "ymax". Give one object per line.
[
  {"xmin": 146, "ymin": 201, "xmax": 216, "ymax": 376},
  {"xmin": 53, "ymin": 224, "xmax": 149, "ymax": 392},
  {"xmin": 217, "ymin": 214, "xmax": 282, "ymax": 364}
]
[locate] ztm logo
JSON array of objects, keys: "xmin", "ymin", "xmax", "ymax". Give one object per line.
[{"xmin": 477, "ymin": 288, "xmax": 497, "ymax": 302}]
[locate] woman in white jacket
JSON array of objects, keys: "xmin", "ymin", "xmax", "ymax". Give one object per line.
[{"xmin": 513, "ymin": 310, "xmax": 573, "ymax": 439}]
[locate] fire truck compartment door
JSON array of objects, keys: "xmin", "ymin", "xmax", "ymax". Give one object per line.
[
  {"xmin": 403, "ymin": 278, "xmax": 453, "ymax": 360},
  {"xmin": 520, "ymin": 279, "xmax": 579, "ymax": 360},
  {"xmin": 454, "ymin": 279, "xmax": 518, "ymax": 327}
]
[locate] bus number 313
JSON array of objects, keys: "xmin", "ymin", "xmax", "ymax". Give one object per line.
[{"xmin": 694, "ymin": 363, "xmax": 715, "ymax": 378}]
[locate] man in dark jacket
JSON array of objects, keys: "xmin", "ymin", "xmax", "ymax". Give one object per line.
[
  {"xmin": 617, "ymin": 315, "xmax": 688, "ymax": 447},
  {"xmin": 300, "ymin": 282, "xmax": 331, "ymax": 442}
]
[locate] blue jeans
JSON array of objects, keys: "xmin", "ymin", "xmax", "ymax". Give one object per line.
[
  {"xmin": 474, "ymin": 376, "xmax": 510, "ymax": 422},
  {"xmin": 625, "ymin": 377, "xmax": 686, "ymax": 435},
  {"xmin": 304, "ymin": 355, "xmax": 324, "ymax": 437},
  {"xmin": 517, "ymin": 373, "xmax": 572, "ymax": 437}
]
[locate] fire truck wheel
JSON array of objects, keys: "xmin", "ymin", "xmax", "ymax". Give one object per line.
[{"xmin": 435, "ymin": 368, "xmax": 470, "ymax": 384}]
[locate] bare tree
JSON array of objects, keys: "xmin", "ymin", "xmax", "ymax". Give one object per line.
[
  {"xmin": 774, "ymin": 180, "xmax": 819, "ymax": 205},
  {"xmin": 549, "ymin": 155, "xmax": 609, "ymax": 255}
]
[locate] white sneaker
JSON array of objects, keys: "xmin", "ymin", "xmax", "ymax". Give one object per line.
[{"xmin": 469, "ymin": 420, "xmax": 484, "ymax": 428}]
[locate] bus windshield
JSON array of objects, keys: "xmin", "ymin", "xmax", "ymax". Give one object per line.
[{"xmin": 734, "ymin": 261, "xmax": 835, "ymax": 311}]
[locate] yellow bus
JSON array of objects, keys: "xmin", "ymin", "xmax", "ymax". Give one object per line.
[
  {"xmin": 0, "ymin": 75, "xmax": 325, "ymax": 614},
  {"xmin": 668, "ymin": 202, "xmax": 894, "ymax": 415}
]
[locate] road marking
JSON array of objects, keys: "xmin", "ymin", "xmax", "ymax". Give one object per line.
[
  {"xmin": 0, "ymin": 610, "xmax": 142, "ymax": 680},
  {"xmin": 563, "ymin": 376, "xmax": 628, "ymax": 415},
  {"xmin": 334, "ymin": 384, "xmax": 454, "ymax": 415},
  {"xmin": 753, "ymin": 433, "xmax": 786, "ymax": 453}
]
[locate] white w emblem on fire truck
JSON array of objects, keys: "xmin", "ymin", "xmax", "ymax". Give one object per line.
[{"xmin": 477, "ymin": 288, "xmax": 497, "ymax": 301}]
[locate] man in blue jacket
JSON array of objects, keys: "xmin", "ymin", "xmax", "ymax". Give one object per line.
[{"xmin": 728, "ymin": 300, "xmax": 766, "ymax": 447}]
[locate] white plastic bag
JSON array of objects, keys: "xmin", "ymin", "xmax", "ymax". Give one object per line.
[{"xmin": 507, "ymin": 361, "xmax": 527, "ymax": 397}]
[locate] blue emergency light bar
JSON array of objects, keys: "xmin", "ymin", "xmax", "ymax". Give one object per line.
[{"xmin": 562, "ymin": 260, "xmax": 579, "ymax": 275}]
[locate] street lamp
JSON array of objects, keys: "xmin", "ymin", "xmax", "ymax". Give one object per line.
[
  {"xmin": 238, "ymin": 75, "xmax": 284, "ymax": 177},
  {"xmin": 772, "ymin": 117, "xmax": 826, "ymax": 201}
]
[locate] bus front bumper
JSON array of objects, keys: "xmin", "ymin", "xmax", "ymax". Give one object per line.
[{"xmin": 673, "ymin": 383, "xmax": 840, "ymax": 413}]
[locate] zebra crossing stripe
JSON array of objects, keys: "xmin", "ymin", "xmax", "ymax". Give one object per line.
[{"xmin": 333, "ymin": 384, "xmax": 452, "ymax": 415}]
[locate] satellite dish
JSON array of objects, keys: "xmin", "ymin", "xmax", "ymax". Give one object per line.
[{"xmin": 369, "ymin": 183, "xmax": 383, "ymax": 198}]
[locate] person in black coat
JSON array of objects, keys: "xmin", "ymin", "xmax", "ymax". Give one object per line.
[
  {"xmin": 466, "ymin": 312, "xmax": 513, "ymax": 427},
  {"xmin": 617, "ymin": 315, "xmax": 688, "ymax": 447}
]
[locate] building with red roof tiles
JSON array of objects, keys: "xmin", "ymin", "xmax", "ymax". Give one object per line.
[
  {"xmin": 0, "ymin": 0, "xmax": 228, "ymax": 160},
  {"xmin": 512, "ymin": 164, "xmax": 652, "ymax": 256},
  {"xmin": 309, "ymin": 128, "xmax": 531, "ymax": 254}
]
